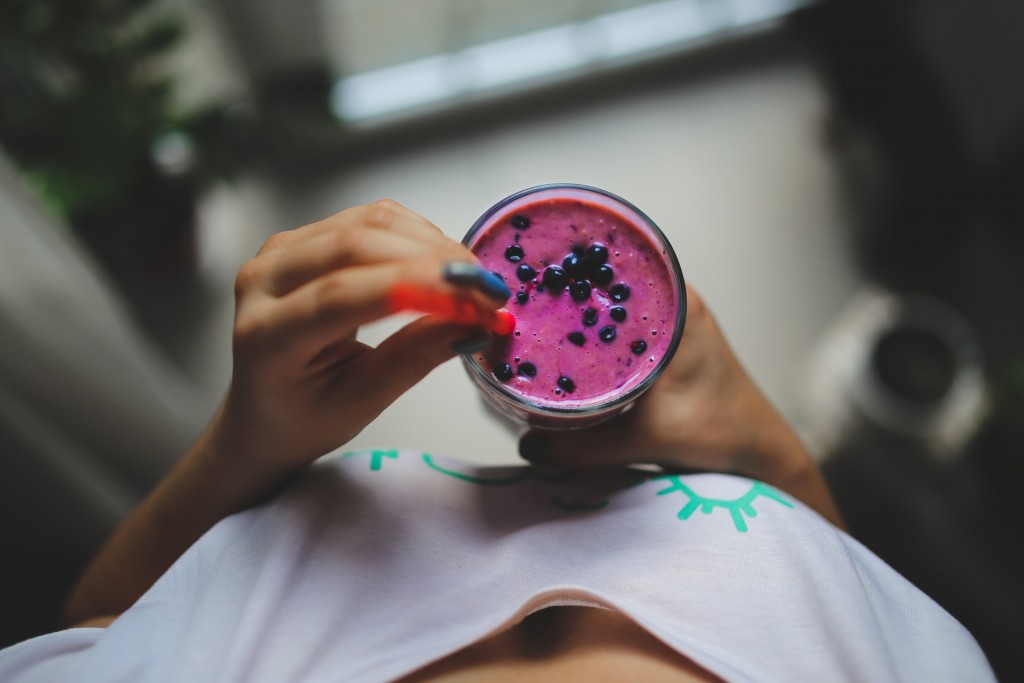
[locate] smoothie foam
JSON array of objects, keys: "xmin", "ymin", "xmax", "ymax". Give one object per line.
[{"xmin": 464, "ymin": 185, "xmax": 684, "ymax": 421}]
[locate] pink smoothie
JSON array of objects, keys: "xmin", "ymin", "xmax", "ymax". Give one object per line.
[{"xmin": 467, "ymin": 191, "xmax": 683, "ymax": 412}]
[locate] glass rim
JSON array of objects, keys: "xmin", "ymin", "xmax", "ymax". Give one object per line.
[{"xmin": 461, "ymin": 183, "xmax": 687, "ymax": 418}]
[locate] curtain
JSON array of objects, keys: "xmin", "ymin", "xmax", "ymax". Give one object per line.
[{"xmin": 0, "ymin": 149, "xmax": 207, "ymax": 640}]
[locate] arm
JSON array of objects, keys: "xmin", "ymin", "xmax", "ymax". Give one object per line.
[
  {"xmin": 62, "ymin": 200, "xmax": 509, "ymax": 627},
  {"xmin": 60, "ymin": 411, "xmax": 300, "ymax": 627},
  {"xmin": 518, "ymin": 288, "xmax": 846, "ymax": 529}
]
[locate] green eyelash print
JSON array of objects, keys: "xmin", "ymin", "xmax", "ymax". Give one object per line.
[
  {"xmin": 424, "ymin": 455, "xmax": 612, "ymax": 512},
  {"xmin": 342, "ymin": 449, "xmax": 399, "ymax": 471},
  {"xmin": 654, "ymin": 475, "xmax": 794, "ymax": 532},
  {"xmin": 422, "ymin": 453, "xmax": 573, "ymax": 485},
  {"xmin": 423, "ymin": 453, "xmax": 532, "ymax": 486},
  {"xmin": 340, "ymin": 451, "xmax": 794, "ymax": 532}
]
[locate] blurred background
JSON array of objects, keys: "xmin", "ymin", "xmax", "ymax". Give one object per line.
[{"xmin": 1, "ymin": 0, "xmax": 1022, "ymax": 678}]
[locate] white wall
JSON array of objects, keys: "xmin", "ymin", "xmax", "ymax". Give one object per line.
[
  {"xmin": 0, "ymin": 152, "xmax": 206, "ymax": 538},
  {"xmin": 265, "ymin": 44, "xmax": 862, "ymax": 464}
]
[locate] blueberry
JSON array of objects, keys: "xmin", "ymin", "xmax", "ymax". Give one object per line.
[
  {"xmin": 504, "ymin": 244, "xmax": 525, "ymax": 262},
  {"xmin": 562, "ymin": 253, "xmax": 586, "ymax": 279},
  {"xmin": 494, "ymin": 363, "xmax": 513, "ymax": 381},
  {"xmin": 610, "ymin": 306, "xmax": 627, "ymax": 322},
  {"xmin": 584, "ymin": 243, "xmax": 609, "ymax": 267},
  {"xmin": 516, "ymin": 264, "xmax": 537, "ymax": 282},
  {"xmin": 511, "ymin": 214, "xmax": 531, "ymax": 229},
  {"xmin": 515, "ymin": 291, "xmax": 529, "ymax": 305},
  {"xmin": 593, "ymin": 263, "xmax": 614, "ymax": 287},
  {"xmin": 557, "ymin": 376, "xmax": 576, "ymax": 393},
  {"xmin": 567, "ymin": 331, "xmax": 585, "ymax": 346},
  {"xmin": 570, "ymin": 279, "xmax": 592, "ymax": 301},
  {"xmin": 609, "ymin": 283, "xmax": 631, "ymax": 302},
  {"xmin": 582, "ymin": 308, "xmax": 598, "ymax": 326},
  {"xmin": 599, "ymin": 325, "xmax": 617, "ymax": 343},
  {"xmin": 571, "ymin": 245, "xmax": 585, "ymax": 257},
  {"xmin": 542, "ymin": 265, "xmax": 569, "ymax": 290},
  {"xmin": 630, "ymin": 340, "xmax": 648, "ymax": 355},
  {"xmin": 518, "ymin": 361, "xmax": 537, "ymax": 377}
]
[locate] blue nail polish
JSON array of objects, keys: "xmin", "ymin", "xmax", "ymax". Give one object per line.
[
  {"xmin": 450, "ymin": 333, "xmax": 492, "ymax": 355},
  {"xmin": 442, "ymin": 262, "xmax": 511, "ymax": 301},
  {"xmin": 477, "ymin": 269, "xmax": 512, "ymax": 301}
]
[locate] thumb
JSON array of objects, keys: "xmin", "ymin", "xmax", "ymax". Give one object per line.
[
  {"xmin": 346, "ymin": 316, "xmax": 491, "ymax": 417},
  {"xmin": 518, "ymin": 407, "xmax": 652, "ymax": 469}
]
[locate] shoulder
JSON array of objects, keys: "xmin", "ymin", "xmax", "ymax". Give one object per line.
[{"xmin": 0, "ymin": 628, "xmax": 103, "ymax": 682}]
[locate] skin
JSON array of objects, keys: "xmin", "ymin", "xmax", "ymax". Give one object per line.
[
  {"xmin": 397, "ymin": 607, "xmax": 724, "ymax": 683},
  {"xmin": 62, "ymin": 199, "xmax": 502, "ymax": 627},
  {"xmin": 518, "ymin": 288, "xmax": 846, "ymax": 530},
  {"xmin": 60, "ymin": 199, "xmax": 844, "ymax": 680}
]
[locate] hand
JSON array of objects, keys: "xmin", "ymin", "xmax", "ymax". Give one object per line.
[
  {"xmin": 216, "ymin": 200, "xmax": 509, "ymax": 471},
  {"xmin": 519, "ymin": 288, "xmax": 844, "ymax": 526},
  {"xmin": 63, "ymin": 199, "xmax": 516, "ymax": 626}
]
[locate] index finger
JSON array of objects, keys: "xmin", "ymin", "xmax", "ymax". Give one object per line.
[
  {"xmin": 266, "ymin": 200, "xmax": 455, "ymax": 257},
  {"xmin": 265, "ymin": 258, "xmax": 508, "ymax": 359}
]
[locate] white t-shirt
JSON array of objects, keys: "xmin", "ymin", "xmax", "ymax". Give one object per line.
[{"xmin": 0, "ymin": 450, "xmax": 994, "ymax": 682}]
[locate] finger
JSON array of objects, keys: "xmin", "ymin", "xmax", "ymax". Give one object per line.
[
  {"xmin": 353, "ymin": 199, "xmax": 453, "ymax": 246},
  {"xmin": 337, "ymin": 316, "xmax": 491, "ymax": 423},
  {"xmin": 253, "ymin": 227, "xmax": 303, "ymax": 257},
  {"xmin": 255, "ymin": 259, "xmax": 504, "ymax": 360},
  {"xmin": 518, "ymin": 408, "xmax": 655, "ymax": 469},
  {"xmin": 261, "ymin": 226, "xmax": 437, "ymax": 296},
  {"xmin": 270, "ymin": 200, "xmax": 455, "ymax": 255}
]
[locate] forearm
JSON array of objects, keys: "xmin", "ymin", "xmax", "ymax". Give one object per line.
[
  {"xmin": 62, "ymin": 405, "xmax": 301, "ymax": 626},
  {"xmin": 61, "ymin": 204, "xmax": 504, "ymax": 627},
  {"xmin": 765, "ymin": 455, "xmax": 846, "ymax": 531},
  {"xmin": 739, "ymin": 398, "xmax": 846, "ymax": 530}
]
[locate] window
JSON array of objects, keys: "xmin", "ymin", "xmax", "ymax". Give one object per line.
[{"xmin": 324, "ymin": 0, "xmax": 816, "ymax": 124}]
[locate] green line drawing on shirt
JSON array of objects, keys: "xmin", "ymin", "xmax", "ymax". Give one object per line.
[
  {"xmin": 423, "ymin": 454, "xmax": 530, "ymax": 485},
  {"xmin": 550, "ymin": 496, "xmax": 610, "ymax": 513},
  {"xmin": 421, "ymin": 454, "xmax": 574, "ymax": 486},
  {"xmin": 655, "ymin": 476, "xmax": 793, "ymax": 532},
  {"xmin": 341, "ymin": 449, "xmax": 398, "ymax": 471}
]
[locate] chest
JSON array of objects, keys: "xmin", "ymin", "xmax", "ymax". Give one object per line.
[{"xmin": 396, "ymin": 606, "xmax": 722, "ymax": 683}]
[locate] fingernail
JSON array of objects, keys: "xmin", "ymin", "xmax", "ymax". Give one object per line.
[
  {"xmin": 450, "ymin": 332, "xmax": 492, "ymax": 355},
  {"xmin": 519, "ymin": 432, "xmax": 551, "ymax": 462},
  {"xmin": 442, "ymin": 262, "xmax": 511, "ymax": 301}
]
